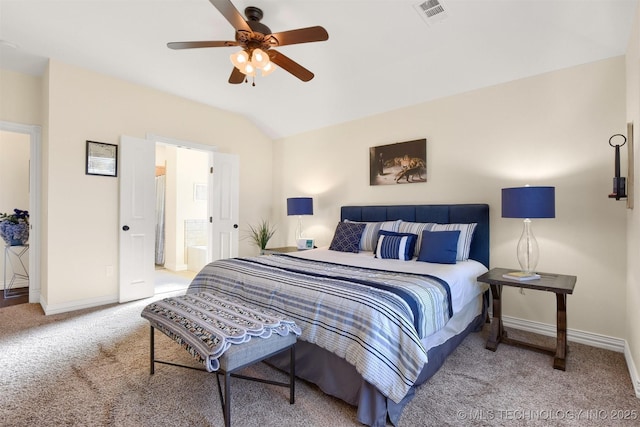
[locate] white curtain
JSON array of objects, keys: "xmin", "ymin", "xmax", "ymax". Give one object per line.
[{"xmin": 155, "ymin": 175, "xmax": 166, "ymax": 265}]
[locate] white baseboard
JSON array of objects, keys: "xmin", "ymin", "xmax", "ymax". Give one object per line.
[
  {"xmin": 162, "ymin": 262, "xmax": 188, "ymax": 272},
  {"xmin": 502, "ymin": 315, "xmax": 625, "ymax": 352},
  {"xmin": 624, "ymin": 343, "xmax": 640, "ymax": 399},
  {"xmin": 41, "ymin": 294, "xmax": 119, "ymax": 315},
  {"xmin": 1, "ymin": 282, "xmax": 28, "ymax": 289}
]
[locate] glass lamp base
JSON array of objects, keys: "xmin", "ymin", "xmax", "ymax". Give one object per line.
[
  {"xmin": 295, "ymin": 216, "xmax": 303, "ymax": 240},
  {"xmin": 517, "ymin": 219, "xmax": 539, "ymax": 274}
]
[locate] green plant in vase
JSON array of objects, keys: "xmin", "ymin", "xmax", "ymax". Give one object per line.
[{"xmin": 246, "ymin": 219, "xmax": 276, "ymax": 254}]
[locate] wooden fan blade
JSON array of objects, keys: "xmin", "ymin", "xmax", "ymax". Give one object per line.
[
  {"xmin": 167, "ymin": 41, "xmax": 237, "ymax": 50},
  {"xmin": 228, "ymin": 67, "xmax": 245, "ymax": 84},
  {"xmin": 267, "ymin": 26, "xmax": 329, "ymax": 47},
  {"xmin": 269, "ymin": 50, "xmax": 314, "ymax": 82},
  {"xmin": 208, "ymin": 0, "xmax": 251, "ymax": 32}
]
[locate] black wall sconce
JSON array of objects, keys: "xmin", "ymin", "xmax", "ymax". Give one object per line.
[{"xmin": 608, "ymin": 133, "xmax": 627, "ymax": 200}]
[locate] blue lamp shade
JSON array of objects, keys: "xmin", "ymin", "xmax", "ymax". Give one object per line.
[
  {"xmin": 502, "ymin": 186, "xmax": 555, "ymax": 219},
  {"xmin": 287, "ymin": 197, "xmax": 313, "ymax": 216}
]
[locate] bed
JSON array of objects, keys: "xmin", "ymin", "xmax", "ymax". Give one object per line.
[{"xmin": 187, "ymin": 204, "xmax": 490, "ymax": 426}]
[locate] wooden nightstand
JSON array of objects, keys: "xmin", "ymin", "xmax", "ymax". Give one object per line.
[
  {"xmin": 261, "ymin": 246, "xmax": 301, "ymax": 255},
  {"xmin": 477, "ymin": 268, "xmax": 577, "ymax": 370}
]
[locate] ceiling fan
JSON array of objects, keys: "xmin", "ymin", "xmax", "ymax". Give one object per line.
[{"xmin": 167, "ymin": 0, "xmax": 329, "ymax": 85}]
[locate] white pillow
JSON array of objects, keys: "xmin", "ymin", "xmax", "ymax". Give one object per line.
[
  {"xmin": 345, "ymin": 220, "xmax": 401, "ymax": 251},
  {"xmin": 398, "ymin": 221, "xmax": 435, "ymax": 255}
]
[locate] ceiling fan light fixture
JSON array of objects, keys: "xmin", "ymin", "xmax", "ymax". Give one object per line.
[
  {"xmin": 261, "ymin": 61, "xmax": 276, "ymax": 76},
  {"xmin": 243, "ymin": 62, "xmax": 256, "ymax": 76},
  {"xmin": 230, "ymin": 50, "xmax": 249, "ymax": 69},
  {"xmin": 251, "ymin": 48, "xmax": 270, "ymax": 68}
]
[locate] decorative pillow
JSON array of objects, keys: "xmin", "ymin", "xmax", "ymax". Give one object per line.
[
  {"xmin": 417, "ymin": 230, "xmax": 461, "ymax": 264},
  {"xmin": 374, "ymin": 230, "xmax": 418, "ymax": 261},
  {"xmin": 345, "ymin": 220, "xmax": 401, "ymax": 251},
  {"xmin": 430, "ymin": 223, "xmax": 478, "ymax": 261},
  {"xmin": 398, "ymin": 221, "xmax": 435, "ymax": 254},
  {"xmin": 329, "ymin": 221, "xmax": 366, "ymax": 253}
]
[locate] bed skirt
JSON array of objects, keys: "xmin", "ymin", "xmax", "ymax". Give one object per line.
[{"xmin": 267, "ymin": 294, "xmax": 488, "ymax": 427}]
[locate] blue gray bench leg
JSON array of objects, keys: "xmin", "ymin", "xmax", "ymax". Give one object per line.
[{"xmin": 149, "ymin": 326, "xmax": 296, "ymax": 427}]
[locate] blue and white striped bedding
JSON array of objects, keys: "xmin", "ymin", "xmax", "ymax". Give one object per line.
[{"xmin": 187, "ymin": 253, "xmax": 455, "ymax": 403}]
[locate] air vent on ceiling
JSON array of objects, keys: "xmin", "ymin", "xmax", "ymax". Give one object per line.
[{"xmin": 414, "ymin": 0, "xmax": 449, "ymax": 26}]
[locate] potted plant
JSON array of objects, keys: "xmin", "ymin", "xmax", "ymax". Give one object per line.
[
  {"xmin": 0, "ymin": 209, "xmax": 30, "ymax": 246},
  {"xmin": 246, "ymin": 219, "xmax": 276, "ymax": 254}
]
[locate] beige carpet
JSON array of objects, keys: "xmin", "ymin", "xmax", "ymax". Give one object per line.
[{"xmin": 1, "ymin": 298, "xmax": 638, "ymax": 426}]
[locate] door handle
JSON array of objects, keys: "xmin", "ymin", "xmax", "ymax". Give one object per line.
[
  {"xmin": 122, "ymin": 225, "xmax": 130, "ymax": 231},
  {"xmin": 233, "ymin": 224, "xmax": 238, "ymax": 229}
]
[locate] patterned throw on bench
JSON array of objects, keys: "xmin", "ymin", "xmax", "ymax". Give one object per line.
[{"xmin": 141, "ymin": 292, "xmax": 301, "ymax": 371}]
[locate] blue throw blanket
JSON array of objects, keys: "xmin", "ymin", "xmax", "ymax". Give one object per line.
[{"xmin": 188, "ymin": 254, "xmax": 452, "ymax": 403}]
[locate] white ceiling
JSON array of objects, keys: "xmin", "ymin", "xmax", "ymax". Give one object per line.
[{"xmin": 0, "ymin": 0, "xmax": 637, "ymax": 139}]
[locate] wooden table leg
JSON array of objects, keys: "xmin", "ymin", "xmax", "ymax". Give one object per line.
[
  {"xmin": 486, "ymin": 284, "xmax": 504, "ymax": 351},
  {"xmin": 554, "ymin": 293, "xmax": 568, "ymax": 370}
]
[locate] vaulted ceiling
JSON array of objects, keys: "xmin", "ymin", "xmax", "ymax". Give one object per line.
[{"xmin": 1, "ymin": 0, "xmax": 637, "ymax": 139}]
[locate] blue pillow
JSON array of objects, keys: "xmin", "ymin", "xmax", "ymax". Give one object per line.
[
  {"xmin": 430, "ymin": 223, "xmax": 477, "ymax": 261},
  {"xmin": 374, "ymin": 230, "xmax": 418, "ymax": 261},
  {"xmin": 417, "ymin": 230, "xmax": 460, "ymax": 264},
  {"xmin": 329, "ymin": 221, "xmax": 366, "ymax": 253}
]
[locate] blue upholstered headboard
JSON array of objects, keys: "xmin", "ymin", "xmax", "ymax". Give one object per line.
[{"xmin": 340, "ymin": 204, "xmax": 490, "ymax": 268}]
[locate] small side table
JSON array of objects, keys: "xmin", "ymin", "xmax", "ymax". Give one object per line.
[
  {"xmin": 4, "ymin": 244, "xmax": 29, "ymax": 298},
  {"xmin": 477, "ymin": 268, "xmax": 576, "ymax": 370},
  {"xmin": 262, "ymin": 246, "xmax": 301, "ymax": 255}
]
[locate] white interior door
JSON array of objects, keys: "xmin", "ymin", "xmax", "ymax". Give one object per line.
[
  {"xmin": 210, "ymin": 152, "xmax": 239, "ymax": 260},
  {"xmin": 119, "ymin": 135, "xmax": 155, "ymax": 302}
]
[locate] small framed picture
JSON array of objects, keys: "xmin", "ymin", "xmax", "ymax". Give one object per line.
[{"xmin": 86, "ymin": 141, "xmax": 118, "ymax": 177}]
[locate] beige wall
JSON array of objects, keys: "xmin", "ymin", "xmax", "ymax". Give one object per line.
[
  {"xmin": 274, "ymin": 57, "xmax": 628, "ymax": 342},
  {"xmin": 0, "ymin": 131, "xmax": 30, "ymax": 211},
  {"xmin": 0, "ymin": 69, "xmax": 42, "ymax": 125},
  {"xmin": 41, "ymin": 59, "xmax": 273, "ymax": 310},
  {"xmin": 626, "ymin": 3, "xmax": 640, "ymax": 398}
]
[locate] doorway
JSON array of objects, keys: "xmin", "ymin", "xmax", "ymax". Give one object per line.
[
  {"xmin": 154, "ymin": 143, "xmax": 209, "ymax": 294},
  {"xmin": 119, "ymin": 133, "xmax": 238, "ymax": 303},
  {"xmin": 0, "ymin": 122, "xmax": 41, "ymax": 307}
]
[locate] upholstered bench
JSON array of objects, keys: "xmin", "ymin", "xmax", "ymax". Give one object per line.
[{"xmin": 141, "ymin": 292, "xmax": 300, "ymax": 427}]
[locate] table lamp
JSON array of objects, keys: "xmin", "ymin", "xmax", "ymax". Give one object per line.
[
  {"xmin": 502, "ymin": 186, "xmax": 555, "ymax": 274},
  {"xmin": 287, "ymin": 197, "xmax": 313, "ymax": 243}
]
